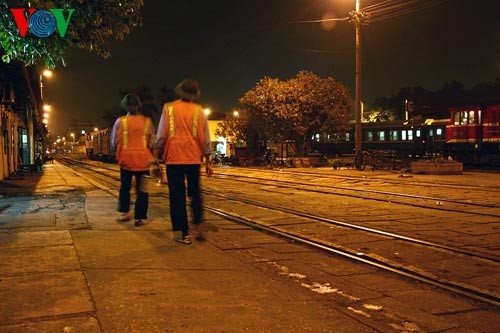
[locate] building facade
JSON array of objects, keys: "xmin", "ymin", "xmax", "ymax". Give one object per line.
[{"xmin": 0, "ymin": 61, "xmax": 43, "ymax": 181}]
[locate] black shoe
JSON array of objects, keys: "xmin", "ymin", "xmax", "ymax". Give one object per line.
[{"xmin": 192, "ymin": 222, "xmax": 218, "ymax": 241}]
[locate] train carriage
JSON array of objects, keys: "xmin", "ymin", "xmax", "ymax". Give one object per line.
[
  {"xmin": 483, "ymin": 104, "xmax": 500, "ymax": 143},
  {"xmin": 86, "ymin": 128, "xmax": 115, "ymax": 161},
  {"xmin": 446, "ymin": 104, "xmax": 500, "ymax": 166},
  {"xmin": 312, "ymin": 120, "xmax": 431, "ymax": 158},
  {"xmin": 313, "ymin": 103, "xmax": 499, "ymax": 168}
]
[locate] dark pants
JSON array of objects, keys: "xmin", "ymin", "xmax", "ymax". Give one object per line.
[
  {"xmin": 118, "ymin": 168, "xmax": 149, "ymax": 219},
  {"xmin": 166, "ymin": 164, "xmax": 203, "ymax": 234}
]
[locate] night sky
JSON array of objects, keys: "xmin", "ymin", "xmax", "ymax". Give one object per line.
[{"xmin": 46, "ymin": 0, "xmax": 500, "ymax": 135}]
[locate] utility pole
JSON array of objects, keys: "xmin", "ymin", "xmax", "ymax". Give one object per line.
[{"xmin": 349, "ymin": 0, "xmax": 368, "ymax": 169}]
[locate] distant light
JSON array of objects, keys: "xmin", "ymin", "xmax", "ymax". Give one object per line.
[
  {"xmin": 43, "ymin": 104, "xmax": 51, "ymax": 111},
  {"xmin": 70, "ymin": 133, "xmax": 75, "ymax": 137},
  {"xmin": 42, "ymin": 119, "xmax": 48, "ymax": 124},
  {"xmin": 42, "ymin": 69, "xmax": 53, "ymax": 78},
  {"xmin": 81, "ymin": 130, "xmax": 86, "ymax": 135},
  {"xmin": 203, "ymin": 108, "xmax": 211, "ymax": 116},
  {"xmin": 233, "ymin": 110, "xmax": 239, "ymax": 117},
  {"xmin": 43, "ymin": 113, "xmax": 49, "ymax": 119},
  {"xmin": 94, "ymin": 128, "xmax": 98, "ymax": 132}
]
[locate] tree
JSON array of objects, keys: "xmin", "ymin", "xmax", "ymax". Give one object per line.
[
  {"xmin": 372, "ymin": 78, "xmax": 500, "ymax": 114},
  {"xmin": 287, "ymin": 71, "xmax": 351, "ymax": 154},
  {"xmin": 218, "ymin": 71, "xmax": 351, "ymax": 156},
  {"xmin": 0, "ymin": 0, "xmax": 143, "ymax": 68},
  {"xmin": 363, "ymin": 107, "xmax": 396, "ymax": 122}
]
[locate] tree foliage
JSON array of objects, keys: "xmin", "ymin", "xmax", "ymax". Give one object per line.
[
  {"xmin": 372, "ymin": 79, "xmax": 500, "ymax": 116},
  {"xmin": 101, "ymin": 84, "xmax": 175, "ymax": 128},
  {"xmin": 363, "ymin": 107, "xmax": 396, "ymax": 122},
  {"xmin": 217, "ymin": 71, "xmax": 351, "ymax": 156},
  {"xmin": 0, "ymin": 0, "xmax": 143, "ymax": 68}
]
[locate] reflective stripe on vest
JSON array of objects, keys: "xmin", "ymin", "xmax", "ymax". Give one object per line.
[
  {"xmin": 192, "ymin": 106, "xmax": 200, "ymax": 138},
  {"xmin": 168, "ymin": 104, "xmax": 174, "ymax": 137},
  {"xmin": 121, "ymin": 116, "xmax": 149, "ymax": 149},
  {"xmin": 120, "ymin": 117, "xmax": 128, "ymax": 148},
  {"xmin": 143, "ymin": 118, "xmax": 150, "ymax": 148},
  {"xmin": 167, "ymin": 104, "xmax": 202, "ymax": 138}
]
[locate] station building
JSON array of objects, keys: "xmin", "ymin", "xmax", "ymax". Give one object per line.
[{"xmin": 0, "ymin": 61, "xmax": 44, "ymax": 181}]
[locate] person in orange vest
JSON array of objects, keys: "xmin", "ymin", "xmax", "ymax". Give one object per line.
[
  {"xmin": 111, "ymin": 93, "xmax": 155, "ymax": 226},
  {"xmin": 153, "ymin": 79, "xmax": 213, "ymax": 244}
]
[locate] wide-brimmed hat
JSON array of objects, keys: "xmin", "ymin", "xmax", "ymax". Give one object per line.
[
  {"xmin": 175, "ymin": 79, "xmax": 201, "ymax": 101},
  {"xmin": 120, "ymin": 93, "xmax": 142, "ymax": 112}
]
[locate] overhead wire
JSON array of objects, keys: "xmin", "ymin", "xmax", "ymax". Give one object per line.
[{"xmin": 364, "ymin": 0, "xmax": 448, "ymax": 23}]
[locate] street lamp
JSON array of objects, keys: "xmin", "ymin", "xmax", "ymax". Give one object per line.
[
  {"xmin": 39, "ymin": 69, "xmax": 53, "ymax": 100},
  {"xmin": 203, "ymin": 108, "xmax": 211, "ymax": 117},
  {"xmin": 233, "ymin": 110, "xmax": 239, "ymax": 117}
]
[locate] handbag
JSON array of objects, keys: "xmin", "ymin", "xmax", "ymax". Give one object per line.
[{"xmin": 139, "ymin": 162, "xmax": 164, "ymax": 193}]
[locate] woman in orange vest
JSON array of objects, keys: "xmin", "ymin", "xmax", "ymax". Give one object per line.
[
  {"xmin": 111, "ymin": 94, "xmax": 155, "ymax": 226},
  {"xmin": 153, "ymin": 79, "xmax": 213, "ymax": 244}
]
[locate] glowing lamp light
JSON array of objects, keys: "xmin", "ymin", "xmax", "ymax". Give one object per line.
[
  {"xmin": 42, "ymin": 119, "xmax": 48, "ymax": 124},
  {"xmin": 43, "ymin": 104, "xmax": 51, "ymax": 111},
  {"xmin": 42, "ymin": 69, "xmax": 53, "ymax": 78},
  {"xmin": 203, "ymin": 108, "xmax": 211, "ymax": 116},
  {"xmin": 233, "ymin": 110, "xmax": 239, "ymax": 117},
  {"xmin": 43, "ymin": 113, "xmax": 49, "ymax": 119}
]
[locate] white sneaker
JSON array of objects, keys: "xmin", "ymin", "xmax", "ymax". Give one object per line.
[{"xmin": 173, "ymin": 231, "xmax": 192, "ymax": 245}]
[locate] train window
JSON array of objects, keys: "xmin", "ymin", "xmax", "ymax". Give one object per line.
[
  {"xmin": 377, "ymin": 131, "xmax": 385, "ymax": 141},
  {"xmin": 436, "ymin": 128, "xmax": 442, "ymax": 136},
  {"xmin": 469, "ymin": 111, "xmax": 475, "ymax": 125},
  {"xmin": 429, "ymin": 129, "xmax": 434, "ymax": 137},
  {"xmin": 389, "ymin": 130, "xmax": 398, "ymax": 140},
  {"xmin": 367, "ymin": 131, "xmax": 374, "ymax": 141},
  {"xmin": 402, "ymin": 131, "xmax": 407, "ymax": 140},
  {"xmin": 416, "ymin": 130, "xmax": 421, "ymax": 138},
  {"xmin": 478, "ymin": 110, "xmax": 482, "ymax": 124},
  {"xmin": 453, "ymin": 112, "xmax": 460, "ymax": 125},
  {"xmin": 408, "ymin": 130, "xmax": 414, "ymax": 140},
  {"xmin": 345, "ymin": 132, "xmax": 351, "ymax": 141},
  {"xmin": 460, "ymin": 111, "xmax": 468, "ymax": 125}
]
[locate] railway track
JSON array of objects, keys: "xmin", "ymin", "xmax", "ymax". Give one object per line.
[
  {"xmin": 211, "ymin": 168, "xmax": 500, "ymax": 213},
  {"xmin": 252, "ymin": 167, "xmax": 500, "ymax": 193},
  {"xmin": 57, "ymin": 157, "xmax": 500, "ymax": 307}
]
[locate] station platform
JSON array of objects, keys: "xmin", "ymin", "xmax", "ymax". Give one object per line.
[{"xmin": 0, "ymin": 163, "xmax": 498, "ymax": 332}]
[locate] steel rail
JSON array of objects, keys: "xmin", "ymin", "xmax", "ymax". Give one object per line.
[
  {"xmin": 205, "ymin": 205, "xmax": 500, "ymax": 308},
  {"xmin": 203, "ymin": 191, "xmax": 499, "ymax": 263},
  {"xmin": 210, "ymin": 171, "xmax": 500, "ymax": 214}
]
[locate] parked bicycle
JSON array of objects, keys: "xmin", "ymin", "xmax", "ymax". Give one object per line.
[{"xmin": 263, "ymin": 149, "xmax": 286, "ymax": 169}]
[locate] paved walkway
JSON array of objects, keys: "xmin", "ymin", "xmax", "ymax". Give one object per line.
[
  {"xmin": 0, "ymin": 164, "xmax": 375, "ymax": 332},
  {"xmin": 1, "ymin": 163, "xmax": 499, "ymax": 332}
]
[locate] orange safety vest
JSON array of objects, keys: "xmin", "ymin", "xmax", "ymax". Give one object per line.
[
  {"xmin": 162, "ymin": 100, "xmax": 205, "ymax": 165},
  {"xmin": 116, "ymin": 114, "xmax": 153, "ymax": 171}
]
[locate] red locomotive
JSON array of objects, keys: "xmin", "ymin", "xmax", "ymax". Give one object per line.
[{"xmin": 446, "ymin": 104, "xmax": 500, "ymax": 166}]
